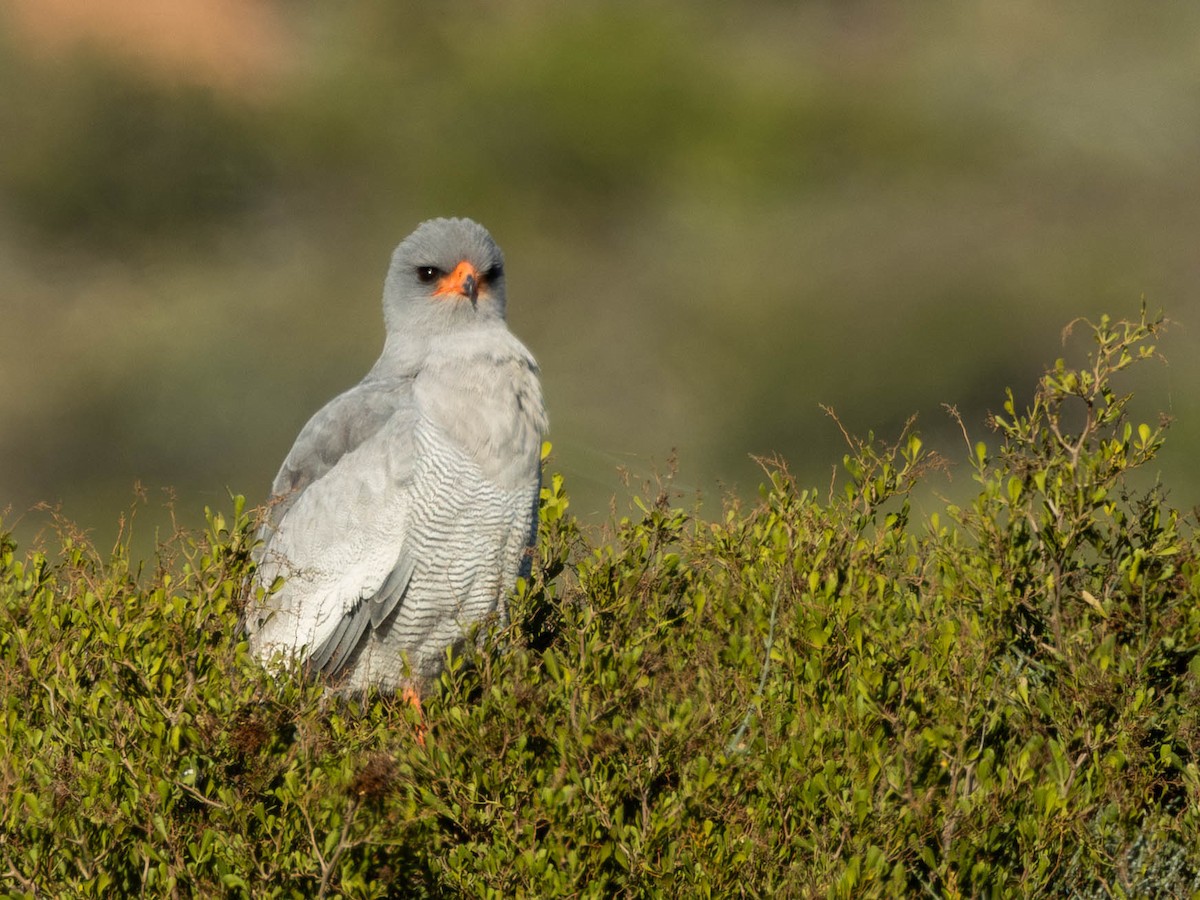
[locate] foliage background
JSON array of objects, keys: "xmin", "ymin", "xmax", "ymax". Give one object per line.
[
  {"xmin": 1, "ymin": 0, "xmax": 1199, "ymax": 551},
  {"xmin": 3, "ymin": 311, "xmax": 1199, "ymax": 896}
]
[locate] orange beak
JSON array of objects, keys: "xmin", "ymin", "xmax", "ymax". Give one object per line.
[{"xmin": 432, "ymin": 260, "xmax": 480, "ymax": 303}]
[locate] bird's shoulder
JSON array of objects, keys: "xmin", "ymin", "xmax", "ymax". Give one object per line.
[{"xmin": 270, "ymin": 375, "xmax": 415, "ymax": 504}]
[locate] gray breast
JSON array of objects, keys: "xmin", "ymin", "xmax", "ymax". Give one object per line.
[{"xmin": 334, "ymin": 422, "xmax": 537, "ymax": 690}]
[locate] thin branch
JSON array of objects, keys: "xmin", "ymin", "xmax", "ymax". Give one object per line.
[{"xmin": 726, "ymin": 583, "xmax": 783, "ymax": 755}]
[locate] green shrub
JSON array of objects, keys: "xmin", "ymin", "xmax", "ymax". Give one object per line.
[{"xmin": 2, "ymin": 308, "xmax": 1198, "ymax": 897}]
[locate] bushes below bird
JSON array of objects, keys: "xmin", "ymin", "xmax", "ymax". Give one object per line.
[{"xmin": 3, "ymin": 308, "xmax": 1199, "ymax": 897}]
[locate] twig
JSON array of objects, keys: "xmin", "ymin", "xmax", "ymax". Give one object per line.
[{"xmin": 726, "ymin": 584, "xmax": 782, "ymax": 755}]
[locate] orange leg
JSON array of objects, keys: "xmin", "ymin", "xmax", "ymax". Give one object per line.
[{"xmin": 401, "ymin": 684, "xmax": 427, "ymax": 746}]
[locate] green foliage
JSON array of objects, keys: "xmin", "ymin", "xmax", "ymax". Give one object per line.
[{"xmin": 3, "ymin": 309, "xmax": 1200, "ymax": 897}]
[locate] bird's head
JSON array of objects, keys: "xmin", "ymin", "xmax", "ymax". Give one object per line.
[{"xmin": 383, "ymin": 217, "xmax": 507, "ymax": 333}]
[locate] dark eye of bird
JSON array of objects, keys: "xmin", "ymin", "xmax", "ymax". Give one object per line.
[
  {"xmin": 416, "ymin": 266, "xmax": 440, "ymax": 283},
  {"xmin": 484, "ymin": 264, "xmax": 504, "ymax": 281}
]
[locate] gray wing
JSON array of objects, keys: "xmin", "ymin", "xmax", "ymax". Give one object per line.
[
  {"xmin": 306, "ymin": 547, "xmax": 417, "ymax": 675},
  {"xmin": 266, "ymin": 376, "xmax": 413, "ymax": 524},
  {"xmin": 250, "ymin": 377, "xmax": 419, "ymax": 674}
]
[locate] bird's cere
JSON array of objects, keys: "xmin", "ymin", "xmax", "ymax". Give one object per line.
[{"xmin": 433, "ymin": 260, "xmax": 480, "ymax": 303}]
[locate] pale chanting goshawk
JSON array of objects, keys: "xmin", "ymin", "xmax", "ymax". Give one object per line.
[{"xmin": 246, "ymin": 218, "xmax": 548, "ymax": 694}]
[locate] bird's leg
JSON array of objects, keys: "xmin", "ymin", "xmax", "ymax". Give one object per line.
[{"xmin": 401, "ymin": 683, "xmax": 427, "ymax": 746}]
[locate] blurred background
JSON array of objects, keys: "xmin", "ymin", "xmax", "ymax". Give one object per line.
[{"xmin": 1, "ymin": 0, "xmax": 1198, "ymax": 557}]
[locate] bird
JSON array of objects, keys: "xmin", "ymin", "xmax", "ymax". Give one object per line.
[{"xmin": 245, "ymin": 217, "xmax": 548, "ymax": 697}]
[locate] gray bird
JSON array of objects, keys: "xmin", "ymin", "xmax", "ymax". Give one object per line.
[{"xmin": 246, "ymin": 218, "xmax": 547, "ymax": 694}]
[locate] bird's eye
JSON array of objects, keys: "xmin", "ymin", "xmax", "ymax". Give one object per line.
[
  {"xmin": 484, "ymin": 264, "xmax": 504, "ymax": 281},
  {"xmin": 415, "ymin": 266, "xmax": 440, "ymax": 283}
]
